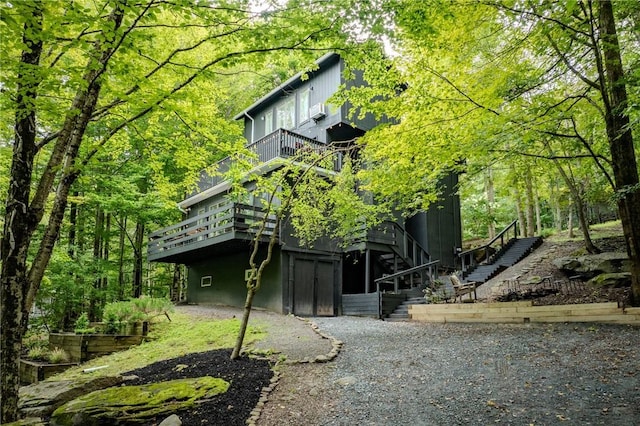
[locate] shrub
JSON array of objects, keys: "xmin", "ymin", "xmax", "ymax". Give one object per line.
[
  {"xmin": 101, "ymin": 298, "xmax": 174, "ymax": 334},
  {"xmin": 27, "ymin": 346, "xmax": 49, "ymax": 361},
  {"xmin": 23, "ymin": 331, "xmax": 48, "ymax": 351},
  {"xmin": 102, "ymin": 310, "xmax": 121, "ymax": 334},
  {"xmin": 73, "ymin": 312, "xmax": 96, "ymax": 334},
  {"xmin": 48, "ymin": 347, "xmax": 70, "ymax": 364}
]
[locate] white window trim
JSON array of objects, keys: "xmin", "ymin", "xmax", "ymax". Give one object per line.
[{"xmin": 201, "ymin": 276, "xmax": 212, "ymax": 287}]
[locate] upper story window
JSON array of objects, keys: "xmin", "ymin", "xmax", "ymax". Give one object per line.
[
  {"xmin": 264, "ymin": 110, "xmax": 273, "ymax": 134},
  {"xmin": 276, "ymin": 96, "xmax": 295, "ymax": 129},
  {"xmin": 299, "ymin": 88, "xmax": 310, "ymax": 122}
]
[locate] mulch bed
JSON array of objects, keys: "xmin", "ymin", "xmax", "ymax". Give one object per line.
[{"xmin": 124, "ymin": 349, "xmax": 273, "ymax": 425}]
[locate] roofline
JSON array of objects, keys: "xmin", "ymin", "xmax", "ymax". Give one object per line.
[{"xmin": 233, "ymin": 52, "xmax": 341, "ymax": 120}]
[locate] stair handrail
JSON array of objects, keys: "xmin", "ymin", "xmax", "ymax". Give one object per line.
[
  {"xmin": 389, "ymin": 222, "xmax": 431, "ymax": 268},
  {"xmin": 374, "ymin": 259, "xmax": 440, "ymax": 289},
  {"xmin": 458, "ymin": 219, "xmax": 519, "ymax": 274}
]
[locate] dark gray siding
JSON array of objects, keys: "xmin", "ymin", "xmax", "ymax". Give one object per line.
[
  {"xmin": 186, "ymin": 247, "xmax": 283, "ymax": 313},
  {"xmin": 406, "ymin": 174, "xmax": 462, "ymax": 269},
  {"xmin": 244, "ymin": 59, "xmax": 343, "ymax": 143}
]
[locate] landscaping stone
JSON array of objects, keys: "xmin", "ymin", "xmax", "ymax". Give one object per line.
[
  {"xmin": 19, "ymin": 376, "xmax": 124, "ymax": 418},
  {"xmin": 50, "ymin": 376, "xmax": 229, "ymax": 426},
  {"xmin": 158, "ymin": 414, "xmax": 182, "ymax": 426},
  {"xmin": 588, "ymin": 272, "xmax": 632, "ymax": 288},
  {"xmin": 552, "ymin": 252, "xmax": 631, "ymax": 278}
]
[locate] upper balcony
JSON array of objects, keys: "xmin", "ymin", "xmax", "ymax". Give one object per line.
[
  {"xmin": 190, "ymin": 128, "xmax": 343, "ymax": 198},
  {"xmin": 148, "ymin": 201, "xmax": 276, "ymax": 263}
]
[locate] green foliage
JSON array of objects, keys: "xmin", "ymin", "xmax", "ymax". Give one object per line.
[
  {"xmin": 47, "ymin": 347, "xmax": 70, "ymax": 364},
  {"xmin": 101, "ymin": 297, "xmax": 174, "ymax": 332},
  {"xmin": 26, "ymin": 346, "xmax": 48, "ymax": 362},
  {"xmin": 55, "ymin": 313, "xmax": 265, "ymax": 381},
  {"xmin": 73, "ymin": 313, "xmax": 96, "ymax": 335}
]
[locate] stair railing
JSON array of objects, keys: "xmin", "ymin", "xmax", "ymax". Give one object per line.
[
  {"xmin": 374, "ymin": 260, "xmax": 441, "ymax": 293},
  {"xmin": 458, "ymin": 219, "xmax": 519, "ymax": 275}
]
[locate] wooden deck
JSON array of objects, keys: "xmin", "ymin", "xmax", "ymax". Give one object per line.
[{"xmin": 409, "ymin": 302, "xmax": 640, "ymax": 325}]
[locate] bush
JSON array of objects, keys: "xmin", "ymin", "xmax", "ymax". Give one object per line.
[
  {"xmin": 23, "ymin": 331, "xmax": 48, "ymax": 351},
  {"xmin": 73, "ymin": 312, "xmax": 96, "ymax": 334},
  {"xmin": 48, "ymin": 347, "xmax": 70, "ymax": 364},
  {"xmin": 101, "ymin": 297, "xmax": 174, "ymax": 334},
  {"xmin": 27, "ymin": 346, "xmax": 49, "ymax": 361}
]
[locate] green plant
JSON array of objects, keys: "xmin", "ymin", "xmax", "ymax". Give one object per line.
[
  {"xmin": 102, "ymin": 297, "xmax": 174, "ymax": 327},
  {"xmin": 102, "ymin": 311, "xmax": 121, "ymax": 335},
  {"xmin": 48, "ymin": 347, "xmax": 70, "ymax": 364},
  {"xmin": 73, "ymin": 312, "xmax": 96, "ymax": 334},
  {"xmin": 27, "ymin": 346, "xmax": 49, "ymax": 361},
  {"xmin": 23, "ymin": 331, "xmax": 48, "ymax": 351}
]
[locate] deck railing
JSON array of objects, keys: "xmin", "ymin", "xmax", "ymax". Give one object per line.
[
  {"xmin": 148, "ymin": 201, "xmax": 276, "ymax": 260},
  {"xmin": 194, "ymin": 129, "xmax": 343, "ymax": 192}
]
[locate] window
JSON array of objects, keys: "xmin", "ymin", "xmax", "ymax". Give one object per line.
[
  {"xmin": 299, "ymin": 88, "xmax": 310, "ymax": 122},
  {"xmin": 264, "ymin": 110, "xmax": 273, "ymax": 134},
  {"xmin": 201, "ymin": 276, "xmax": 212, "ymax": 287},
  {"xmin": 276, "ymin": 97, "xmax": 296, "ymax": 129}
]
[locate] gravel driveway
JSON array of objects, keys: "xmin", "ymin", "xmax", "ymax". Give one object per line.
[{"xmin": 259, "ymin": 317, "xmax": 640, "ymax": 426}]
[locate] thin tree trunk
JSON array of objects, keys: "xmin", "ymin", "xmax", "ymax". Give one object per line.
[
  {"xmin": 485, "ymin": 168, "xmax": 496, "ymax": 239},
  {"xmin": 90, "ymin": 207, "xmax": 105, "ymax": 321},
  {"xmin": 535, "ymin": 186, "xmax": 542, "ymax": 235},
  {"xmin": 524, "ymin": 169, "xmax": 535, "ymax": 237},
  {"xmin": 599, "ymin": 0, "xmax": 640, "ymax": 304},
  {"xmin": 513, "ymin": 187, "xmax": 526, "ymax": 238},
  {"xmin": 0, "ymin": 6, "xmax": 43, "ymax": 421},
  {"xmin": 68, "ymin": 193, "xmax": 78, "ymax": 257},
  {"xmin": 568, "ymin": 205, "xmax": 574, "ymax": 238},
  {"xmin": 132, "ymin": 221, "xmax": 145, "ymax": 298},
  {"xmin": 118, "ymin": 215, "xmax": 127, "ymax": 299}
]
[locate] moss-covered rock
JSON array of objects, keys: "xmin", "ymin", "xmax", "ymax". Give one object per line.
[
  {"xmin": 50, "ymin": 376, "xmax": 229, "ymax": 425},
  {"xmin": 588, "ymin": 272, "xmax": 632, "ymax": 288}
]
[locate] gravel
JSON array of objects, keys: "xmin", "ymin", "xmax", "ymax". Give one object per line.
[{"xmin": 260, "ymin": 317, "xmax": 640, "ymax": 426}]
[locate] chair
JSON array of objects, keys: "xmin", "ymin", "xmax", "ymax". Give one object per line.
[{"xmin": 449, "ymin": 274, "xmax": 477, "ymax": 302}]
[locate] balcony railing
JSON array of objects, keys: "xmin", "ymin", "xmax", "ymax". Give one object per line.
[
  {"xmin": 194, "ymin": 128, "xmax": 343, "ymax": 193},
  {"xmin": 148, "ymin": 201, "xmax": 276, "ymax": 261}
]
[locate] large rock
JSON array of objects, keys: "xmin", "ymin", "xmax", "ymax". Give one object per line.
[
  {"xmin": 19, "ymin": 376, "xmax": 125, "ymax": 418},
  {"xmin": 588, "ymin": 272, "xmax": 632, "ymax": 288},
  {"xmin": 50, "ymin": 376, "xmax": 229, "ymax": 426},
  {"xmin": 553, "ymin": 252, "xmax": 631, "ymax": 278}
]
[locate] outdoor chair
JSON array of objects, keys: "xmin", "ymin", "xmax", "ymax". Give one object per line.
[{"xmin": 449, "ymin": 273, "xmax": 477, "ymax": 302}]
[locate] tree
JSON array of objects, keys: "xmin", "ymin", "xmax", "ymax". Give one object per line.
[
  {"xmin": 345, "ymin": 0, "xmax": 640, "ymax": 303},
  {"xmin": 0, "ymin": 0, "xmax": 349, "ymax": 420},
  {"xmin": 229, "ymin": 146, "xmax": 381, "ymax": 359}
]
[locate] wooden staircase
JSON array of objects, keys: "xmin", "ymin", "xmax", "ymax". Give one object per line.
[{"xmin": 464, "ymin": 236, "xmax": 542, "ymax": 283}]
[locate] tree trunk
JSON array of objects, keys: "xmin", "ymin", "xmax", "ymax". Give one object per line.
[
  {"xmin": 171, "ymin": 264, "xmax": 182, "ymax": 302},
  {"xmin": 513, "ymin": 187, "xmax": 526, "ymax": 238},
  {"xmin": 132, "ymin": 221, "xmax": 145, "ymax": 298},
  {"xmin": 0, "ymin": 5, "xmax": 43, "ymax": 422},
  {"xmin": 118, "ymin": 215, "xmax": 127, "ymax": 299},
  {"xmin": 68, "ymin": 193, "xmax": 78, "ymax": 257},
  {"xmin": 90, "ymin": 207, "xmax": 105, "ymax": 321},
  {"xmin": 568, "ymin": 205, "xmax": 574, "ymax": 238},
  {"xmin": 1, "ymin": 5, "xmax": 125, "ymax": 419},
  {"xmin": 485, "ymin": 168, "xmax": 496, "ymax": 239},
  {"xmin": 524, "ymin": 169, "xmax": 535, "ymax": 237},
  {"xmin": 535, "ymin": 186, "xmax": 542, "ymax": 235},
  {"xmin": 599, "ymin": 0, "xmax": 640, "ymax": 305}
]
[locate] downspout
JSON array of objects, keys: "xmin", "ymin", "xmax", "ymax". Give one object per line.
[{"xmin": 243, "ymin": 112, "xmax": 255, "ymax": 143}]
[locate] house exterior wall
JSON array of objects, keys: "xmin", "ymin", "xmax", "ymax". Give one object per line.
[
  {"xmin": 406, "ymin": 173, "xmax": 462, "ymax": 269},
  {"xmin": 186, "ymin": 247, "xmax": 284, "ymax": 313}
]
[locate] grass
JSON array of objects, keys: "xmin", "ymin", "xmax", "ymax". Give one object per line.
[
  {"xmin": 51, "ymin": 311, "xmax": 266, "ymax": 382},
  {"xmin": 546, "ymin": 220, "xmax": 623, "ymax": 243}
]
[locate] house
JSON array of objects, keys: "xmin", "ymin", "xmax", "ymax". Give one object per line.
[{"xmin": 148, "ymin": 53, "xmax": 462, "ymax": 317}]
